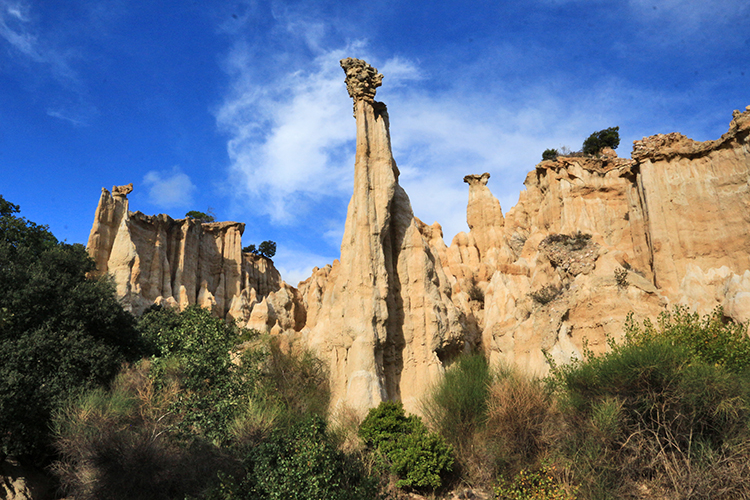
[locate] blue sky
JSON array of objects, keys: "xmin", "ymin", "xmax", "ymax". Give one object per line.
[{"xmin": 1, "ymin": 0, "xmax": 748, "ymax": 285}]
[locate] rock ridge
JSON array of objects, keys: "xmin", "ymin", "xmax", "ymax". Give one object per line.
[{"xmin": 86, "ymin": 61, "xmax": 750, "ymax": 416}]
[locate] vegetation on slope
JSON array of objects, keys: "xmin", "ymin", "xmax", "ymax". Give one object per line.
[{"xmin": 3, "ymin": 193, "xmax": 750, "ymax": 499}]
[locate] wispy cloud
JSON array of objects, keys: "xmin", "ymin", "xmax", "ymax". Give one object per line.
[
  {"xmin": 0, "ymin": 0, "xmax": 78, "ymax": 82},
  {"xmin": 142, "ymin": 167, "xmax": 197, "ymax": 210},
  {"xmin": 217, "ymin": 41, "xmax": 362, "ymax": 223}
]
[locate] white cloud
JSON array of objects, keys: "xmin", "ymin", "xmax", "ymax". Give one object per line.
[
  {"xmin": 142, "ymin": 167, "xmax": 197, "ymax": 209},
  {"xmin": 217, "ymin": 42, "xmax": 361, "ymax": 223}
]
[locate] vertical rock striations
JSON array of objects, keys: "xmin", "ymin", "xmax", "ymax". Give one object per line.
[
  {"xmin": 86, "ymin": 59, "xmax": 750, "ymax": 416},
  {"xmin": 86, "ymin": 188, "xmax": 281, "ymax": 318},
  {"xmin": 303, "ymin": 58, "xmax": 466, "ymax": 414}
]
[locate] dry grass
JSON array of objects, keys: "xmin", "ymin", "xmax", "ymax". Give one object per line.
[
  {"xmin": 484, "ymin": 370, "xmax": 558, "ymax": 474},
  {"xmin": 52, "ymin": 362, "xmax": 235, "ymax": 500}
]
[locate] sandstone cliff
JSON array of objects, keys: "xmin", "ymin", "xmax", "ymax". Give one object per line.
[
  {"xmin": 87, "ymin": 58, "xmax": 750, "ymax": 416},
  {"xmin": 86, "ymin": 187, "xmax": 281, "ymax": 318}
]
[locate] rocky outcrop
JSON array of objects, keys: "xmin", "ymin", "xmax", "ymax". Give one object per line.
[
  {"xmin": 297, "ymin": 58, "xmax": 468, "ymax": 414},
  {"xmin": 1, "ymin": 458, "xmax": 54, "ymax": 500},
  {"xmin": 86, "ymin": 190, "xmax": 281, "ymax": 318},
  {"xmin": 87, "ymin": 58, "xmax": 750, "ymax": 416}
]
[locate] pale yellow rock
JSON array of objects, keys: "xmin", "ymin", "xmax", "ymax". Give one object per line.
[
  {"xmin": 301, "ymin": 58, "xmax": 465, "ymax": 416},
  {"xmin": 86, "ymin": 186, "xmax": 283, "ymax": 317}
]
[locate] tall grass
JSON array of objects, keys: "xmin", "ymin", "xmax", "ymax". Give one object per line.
[{"xmin": 52, "ymin": 362, "xmax": 232, "ymax": 500}]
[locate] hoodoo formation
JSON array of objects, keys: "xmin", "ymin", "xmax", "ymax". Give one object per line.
[{"xmin": 87, "ymin": 58, "xmax": 750, "ymax": 415}]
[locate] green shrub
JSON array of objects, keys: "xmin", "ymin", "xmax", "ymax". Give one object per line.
[
  {"xmin": 552, "ymin": 313, "xmax": 750, "ymax": 499},
  {"xmin": 624, "ymin": 306, "xmax": 750, "ymax": 374},
  {"xmin": 494, "ymin": 461, "xmax": 578, "ymax": 500},
  {"xmin": 582, "ymin": 127, "xmax": 620, "ymax": 155},
  {"xmin": 0, "ymin": 195, "xmax": 142, "ymax": 459},
  {"xmin": 140, "ymin": 306, "xmax": 265, "ymax": 445},
  {"xmin": 215, "ymin": 416, "xmax": 379, "ymax": 500},
  {"xmin": 260, "ymin": 338, "xmax": 330, "ymax": 424},
  {"xmin": 423, "ymin": 354, "xmax": 492, "ymax": 450},
  {"xmin": 542, "ymin": 149, "xmax": 559, "ymax": 161},
  {"xmin": 52, "ymin": 363, "xmax": 231, "ymax": 500},
  {"xmin": 185, "ymin": 210, "xmax": 215, "ymax": 222},
  {"xmin": 360, "ymin": 401, "xmax": 453, "ymax": 491}
]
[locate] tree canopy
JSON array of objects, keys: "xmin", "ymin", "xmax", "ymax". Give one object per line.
[
  {"xmin": 0, "ymin": 195, "xmax": 142, "ymax": 461},
  {"xmin": 582, "ymin": 126, "xmax": 620, "ymax": 155}
]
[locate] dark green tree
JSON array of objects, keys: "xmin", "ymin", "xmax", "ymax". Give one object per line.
[
  {"xmin": 258, "ymin": 240, "xmax": 276, "ymax": 259},
  {"xmin": 243, "ymin": 240, "xmax": 276, "ymax": 259},
  {"xmin": 542, "ymin": 148, "xmax": 559, "ymax": 161},
  {"xmin": 582, "ymin": 126, "xmax": 620, "ymax": 155},
  {"xmin": 0, "ymin": 195, "xmax": 142, "ymax": 461},
  {"xmin": 185, "ymin": 210, "xmax": 215, "ymax": 223}
]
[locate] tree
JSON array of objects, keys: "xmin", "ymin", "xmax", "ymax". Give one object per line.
[
  {"xmin": 243, "ymin": 240, "xmax": 276, "ymax": 259},
  {"xmin": 258, "ymin": 240, "xmax": 276, "ymax": 259},
  {"xmin": 542, "ymin": 148, "xmax": 559, "ymax": 161},
  {"xmin": 0, "ymin": 195, "xmax": 142, "ymax": 461},
  {"xmin": 185, "ymin": 210, "xmax": 215, "ymax": 223},
  {"xmin": 582, "ymin": 126, "xmax": 620, "ymax": 155}
]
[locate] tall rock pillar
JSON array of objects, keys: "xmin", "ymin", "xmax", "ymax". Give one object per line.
[{"xmin": 306, "ymin": 58, "xmax": 464, "ymax": 415}]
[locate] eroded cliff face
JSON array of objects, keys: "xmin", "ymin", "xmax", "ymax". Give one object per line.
[
  {"xmin": 87, "ymin": 58, "xmax": 750, "ymax": 416},
  {"xmin": 86, "ymin": 190, "xmax": 281, "ymax": 318},
  {"xmin": 297, "ymin": 58, "xmax": 467, "ymax": 414}
]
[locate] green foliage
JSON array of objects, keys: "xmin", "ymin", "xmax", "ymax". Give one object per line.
[
  {"xmin": 185, "ymin": 210, "xmax": 216, "ymax": 223},
  {"xmin": 423, "ymin": 354, "xmax": 492, "ymax": 449},
  {"xmin": 260, "ymin": 339, "xmax": 330, "ymax": 423},
  {"xmin": 542, "ymin": 149, "xmax": 559, "ymax": 161},
  {"xmin": 139, "ymin": 306, "xmax": 264, "ymax": 445},
  {"xmin": 495, "ymin": 462, "xmax": 577, "ymax": 500},
  {"xmin": 624, "ymin": 306, "xmax": 750, "ymax": 374},
  {"xmin": 0, "ymin": 195, "xmax": 141, "ymax": 460},
  {"xmin": 614, "ymin": 268, "xmax": 628, "ymax": 288},
  {"xmin": 582, "ymin": 126, "xmax": 620, "ymax": 155},
  {"xmin": 360, "ymin": 401, "xmax": 453, "ymax": 491},
  {"xmin": 237, "ymin": 416, "xmax": 380, "ymax": 500},
  {"xmin": 552, "ymin": 308, "xmax": 750, "ymax": 498},
  {"xmin": 243, "ymin": 240, "xmax": 276, "ymax": 259},
  {"xmin": 52, "ymin": 363, "xmax": 228, "ymax": 500}
]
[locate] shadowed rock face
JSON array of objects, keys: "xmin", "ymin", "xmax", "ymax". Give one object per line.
[{"xmin": 87, "ymin": 57, "xmax": 750, "ymax": 417}]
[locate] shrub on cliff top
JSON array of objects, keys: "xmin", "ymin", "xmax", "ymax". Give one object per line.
[{"xmin": 582, "ymin": 126, "xmax": 620, "ymax": 155}]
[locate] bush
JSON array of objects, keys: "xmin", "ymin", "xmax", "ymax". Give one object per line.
[
  {"xmin": 624, "ymin": 306, "xmax": 750, "ymax": 374},
  {"xmin": 260, "ymin": 339, "xmax": 330, "ymax": 424},
  {"xmin": 423, "ymin": 354, "xmax": 491, "ymax": 451},
  {"xmin": 360, "ymin": 401, "xmax": 453, "ymax": 491},
  {"xmin": 542, "ymin": 149, "xmax": 559, "ymax": 161},
  {"xmin": 494, "ymin": 461, "xmax": 578, "ymax": 500},
  {"xmin": 185, "ymin": 210, "xmax": 216, "ymax": 223},
  {"xmin": 211, "ymin": 416, "xmax": 379, "ymax": 500},
  {"xmin": 139, "ymin": 306, "xmax": 265, "ymax": 445},
  {"xmin": 0, "ymin": 195, "xmax": 142, "ymax": 460},
  {"xmin": 52, "ymin": 363, "xmax": 231, "ymax": 500},
  {"xmin": 552, "ymin": 312, "xmax": 750, "ymax": 499},
  {"xmin": 582, "ymin": 127, "xmax": 620, "ymax": 155},
  {"xmin": 486, "ymin": 370, "xmax": 556, "ymax": 472},
  {"xmin": 529, "ymin": 284, "xmax": 562, "ymax": 305}
]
